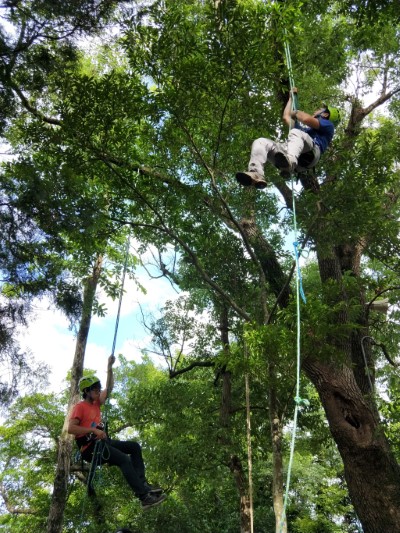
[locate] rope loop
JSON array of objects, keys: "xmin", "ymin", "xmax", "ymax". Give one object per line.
[
  {"xmin": 294, "ymin": 396, "xmax": 309, "ymax": 407},
  {"xmin": 292, "ymin": 242, "xmax": 307, "ymax": 304}
]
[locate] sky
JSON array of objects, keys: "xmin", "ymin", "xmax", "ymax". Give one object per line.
[
  {"xmin": 16, "ymin": 262, "xmax": 179, "ymax": 394},
  {"xmin": 12, "ymin": 206, "xmax": 303, "ymax": 396}
]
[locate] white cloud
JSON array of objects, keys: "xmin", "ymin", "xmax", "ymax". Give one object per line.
[
  {"xmin": 17, "ymin": 301, "xmax": 75, "ymax": 393},
  {"xmin": 15, "ymin": 265, "xmax": 179, "ymax": 393}
]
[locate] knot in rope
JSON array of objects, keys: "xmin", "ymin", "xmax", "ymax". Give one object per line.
[{"xmin": 294, "ymin": 396, "xmax": 309, "ymax": 407}]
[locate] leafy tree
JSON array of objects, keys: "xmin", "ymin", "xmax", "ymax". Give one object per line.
[
  {"xmin": 1, "ymin": 0, "xmax": 400, "ymax": 531},
  {"xmin": 0, "ymin": 392, "xmax": 63, "ymax": 532}
]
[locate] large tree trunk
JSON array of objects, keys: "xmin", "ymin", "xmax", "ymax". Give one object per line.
[
  {"xmin": 46, "ymin": 254, "xmax": 103, "ymax": 533},
  {"xmin": 220, "ymin": 366, "xmax": 252, "ymax": 533},
  {"xmin": 303, "ymin": 359, "xmax": 400, "ymax": 533},
  {"xmin": 295, "ymin": 148, "xmax": 400, "ymax": 531},
  {"xmin": 218, "ymin": 306, "xmax": 252, "ymax": 533}
]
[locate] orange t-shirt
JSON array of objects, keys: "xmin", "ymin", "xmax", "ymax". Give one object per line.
[{"xmin": 70, "ymin": 400, "xmax": 102, "ymax": 439}]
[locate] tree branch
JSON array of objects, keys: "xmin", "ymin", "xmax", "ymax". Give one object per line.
[
  {"xmin": 10, "ymin": 81, "xmax": 61, "ymax": 125},
  {"xmin": 169, "ymin": 360, "xmax": 215, "ymax": 378}
]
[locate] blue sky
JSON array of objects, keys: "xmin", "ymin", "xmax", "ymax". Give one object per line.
[{"xmin": 17, "ymin": 263, "xmax": 179, "ymax": 393}]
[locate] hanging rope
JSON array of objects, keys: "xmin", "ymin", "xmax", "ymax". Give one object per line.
[
  {"xmin": 278, "ymin": 38, "xmax": 307, "ymax": 533},
  {"xmin": 283, "ymin": 38, "xmax": 298, "ymax": 112},
  {"xmin": 83, "ymin": 235, "xmax": 131, "ymax": 498},
  {"xmin": 86, "ymin": 439, "xmax": 111, "ymax": 494},
  {"xmin": 110, "ymin": 235, "xmax": 131, "ymax": 358},
  {"xmin": 102, "ymin": 234, "xmax": 130, "ymax": 434}
]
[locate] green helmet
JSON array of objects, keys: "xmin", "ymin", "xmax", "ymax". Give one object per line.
[
  {"xmin": 324, "ymin": 105, "xmax": 341, "ymax": 125},
  {"xmin": 79, "ymin": 375, "xmax": 101, "ymax": 392}
]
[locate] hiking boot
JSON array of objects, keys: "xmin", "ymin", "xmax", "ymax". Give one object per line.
[
  {"xmin": 144, "ymin": 482, "xmax": 163, "ymax": 495},
  {"xmin": 274, "ymin": 151, "xmax": 294, "ymax": 172},
  {"xmin": 141, "ymin": 492, "xmax": 167, "ymax": 510},
  {"xmin": 236, "ymin": 171, "xmax": 267, "ymax": 189}
]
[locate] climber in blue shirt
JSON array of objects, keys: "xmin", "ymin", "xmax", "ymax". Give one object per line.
[{"xmin": 236, "ymin": 87, "xmax": 340, "ymax": 189}]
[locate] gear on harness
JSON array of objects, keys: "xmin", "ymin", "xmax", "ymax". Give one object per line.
[{"xmin": 76, "ymin": 422, "xmax": 106, "ymax": 454}]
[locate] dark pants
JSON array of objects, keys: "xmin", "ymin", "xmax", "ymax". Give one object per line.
[{"xmin": 83, "ymin": 438, "xmax": 147, "ymax": 499}]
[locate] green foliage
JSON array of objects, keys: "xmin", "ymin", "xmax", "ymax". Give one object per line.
[{"xmin": 1, "ymin": 0, "xmax": 400, "ymax": 531}]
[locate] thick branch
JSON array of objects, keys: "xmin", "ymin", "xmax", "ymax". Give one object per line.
[
  {"xmin": 103, "ymin": 165, "xmax": 253, "ymax": 321},
  {"xmin": 169, "ymin": 360, "xmax": 215, "ymax": 378},
  {"xmin": 11, "ymin": 81, "xmax": 61, "ymax": 125},
  {"xmin": 366, "ymin": 286, "xmax": 400, "ymax": 314},
  {"xmin": 346, "ymin": 87, "xmax": 400, "ymax": 137}
]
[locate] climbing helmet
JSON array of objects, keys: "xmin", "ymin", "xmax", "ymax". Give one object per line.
[
  {"xmin": 323, "ymin": 105, "xmax": 341, "ymax": 125},
  {"xmin": 79, "ymin": 375, "xmax": 101, "ymax": 392}
]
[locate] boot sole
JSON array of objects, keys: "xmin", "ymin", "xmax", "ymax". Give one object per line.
[
  {"xmin": 254, "ymin": 179, "xmax": 267, "ymax": 190},
  {"xmin": 149, "ymin": 489, "xmax": 163, "ymax": 495},
  {"xmin": 274, "ymin": 152, "xmax": 290, "ymax": 170},
  {"xmin": 141, "ymin": 493, "xmax": 167, "ymax": 510},
  {"xmin": 236, "ymin": 172, "xmax": 253, "ymax": 187},
  {"xmin": 236, "ymin": 172, "xmax": 267, "ymax": 189}
]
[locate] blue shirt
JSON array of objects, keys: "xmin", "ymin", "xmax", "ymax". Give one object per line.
[{"xmin": 295, "ymin": 117, "xmax": 335, "ymax": 154}]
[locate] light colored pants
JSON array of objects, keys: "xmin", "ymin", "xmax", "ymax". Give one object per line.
[{"xmin": 248, "ymin": 129, "xmax": 319, "ymax": 175}]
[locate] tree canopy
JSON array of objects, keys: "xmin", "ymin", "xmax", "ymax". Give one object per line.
[{"xmin": 0, "ymin": 0, "xmax": 400, "ymax": 532}]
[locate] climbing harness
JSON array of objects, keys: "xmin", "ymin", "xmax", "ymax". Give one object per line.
[{"xmin": 86, "ymin": 438, "xmax": 111, "ymax": 494}]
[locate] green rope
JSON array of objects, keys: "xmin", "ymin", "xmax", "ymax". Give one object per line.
[
  {"xmin": 103, "ymin": 235, "xmax": 131, "ymax": 432},
  {"xmin": 283, "ymin": 38, "xmax": 298, "ymax": 111},
  {"xmin": 87, "ymin": 440, "xmax": 111, "ymax": 493},
  {"xmin": 278, "ymin": 38, "xmax": 307, "ymax": 533}
]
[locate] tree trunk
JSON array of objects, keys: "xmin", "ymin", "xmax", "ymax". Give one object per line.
[
  {"xmin": 229, "ymin": 454, "xmax": 253, "ymax": 533},
  {"xmin": 304, "ymin": 231, "xmax": 400, "ymax": 531},
  {"xmin": 268, "ymin": 361, "xmax": 286, "ymax": 533},
  {"xmin": 220, "ymin": 366, "xmax": 252, "ymax": 533},
  {"xmin": 46, "ymin": 254, "xmax": 103, "ymax": 533},
  {"xmin": 241, "ymin": 218, "xmax": 291, "ymax": 308},
  {"xmin": 218, "ymin": 306, "xmax": 252, "ymax": 533},
  {"xmin": 303, "ymin": 358, "xmax": 400, "ymax": 533}
]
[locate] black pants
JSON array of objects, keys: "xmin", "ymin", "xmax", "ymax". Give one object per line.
[{"xmin": 83, "ymin": 438, "xmax": 147, "ymax": 498}]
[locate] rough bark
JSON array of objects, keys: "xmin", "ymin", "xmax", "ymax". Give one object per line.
[
  {"xmin": 303, "ymin": 358, "xmax": 400, "ymax": 533},
  {"xmin": 46, "ymin": 254, "xmax": 103, "ymax": 533},
  {"xmin": 218, "ymin": 306, "xmax": 252, "ymax": 533},
  {"xmin": 301, "ymin": 200, "xmax": 400, "ymax": 530},
  {"xmin": 229, "ymin": 454, "xmax": 253, "ymax": 533},
  {"xmin": 269, "ymin": 361, "xmax": 286, "ymax": 533}
]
